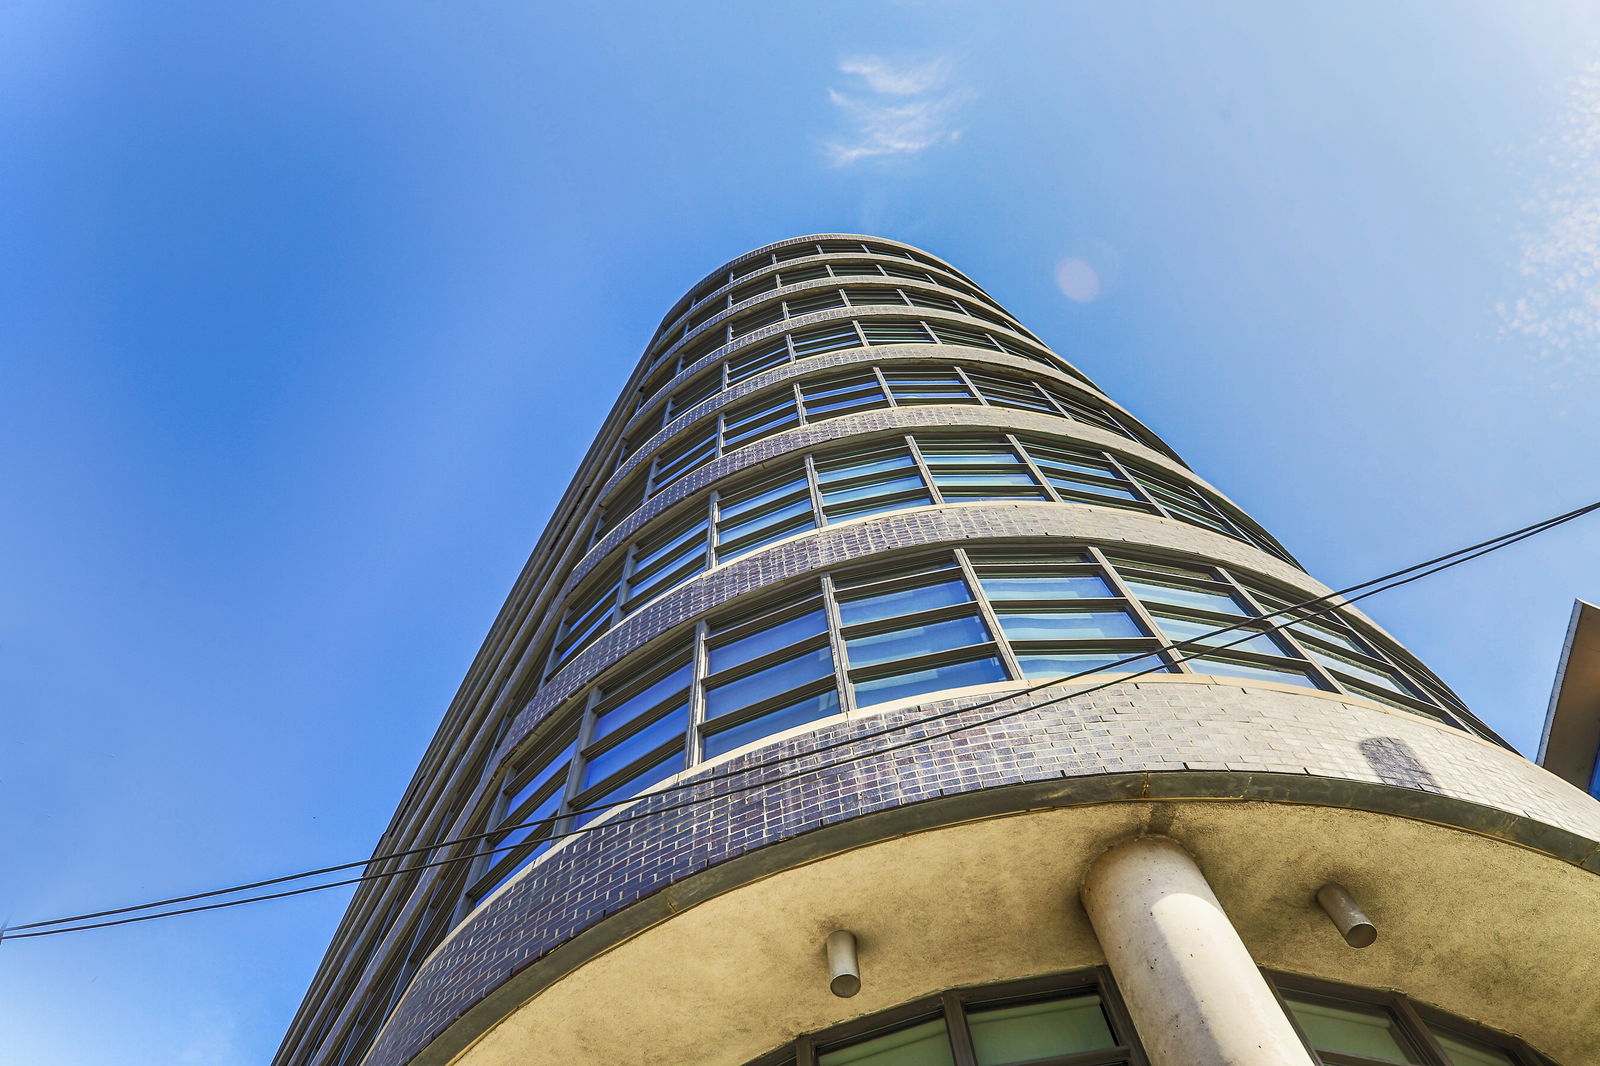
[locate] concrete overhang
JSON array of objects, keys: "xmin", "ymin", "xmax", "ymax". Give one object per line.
[{"xmin": 1539, "ymin": 599, "xmax": 1600, "ymax": 792}]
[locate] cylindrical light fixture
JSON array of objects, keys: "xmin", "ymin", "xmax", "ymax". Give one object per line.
[
  {"xmin": 1316, "ymin": 883, "xmax": 1377, "ymax": 948},
  {"xmin": 825, "ymin": 930, "xmax": 861, "ymax": 997}
]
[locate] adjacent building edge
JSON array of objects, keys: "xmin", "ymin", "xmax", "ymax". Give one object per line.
[{"xmin": 272, "ymin": 236, "xmax": 1600, "ymax": 1066}]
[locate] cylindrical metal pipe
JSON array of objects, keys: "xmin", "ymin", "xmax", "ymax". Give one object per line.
[
  {"xmin": 1316, "ymin": 883, "xmax": 1377, "ymax": 948},
  {"xmin": 825, "ymin": 930, "xmax": 860, "ymax": 998},
  {"xmin": 1082, "ymin": 836, "xmax": 1317, "ymax": 1066}
]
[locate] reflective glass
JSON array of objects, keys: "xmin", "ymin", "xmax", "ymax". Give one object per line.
[
  {"xmin": 827, "ymin": 494, "xmax": 934, "ymax": 522},
  {"xmin": 1016, "ymin": 650, "xmax": 1169, "ymax": 680},
  {"xmin": 1125, "ymin": 578, "xmax": 1247, "ymax": 615},
  {"xmin": 978, "ymin": 573, "xmax": 1113, "ymax": 600},
  {"xmin": 854, "ymin": 655, "xmax": 1007, "ymax": 707},
  {"xmin": 1304, "ymin": 646, "xmax": 1419, "ymax": 696},
  {"xmin": 920, "ymin": 445, "xmax": 1023, "ymax": 465},
  {"xmin": 708, "ymin": 609, "xmax": 827, "ymax": 674},
  {"xmin": 821, "ymin": 472, "xmax": 927, "ymax": 507},
  {"xmin": 816, "ymin": 451, "xmax": 915, "ymax": 483},
  {"xmin": 718, "ymin": 495, "xmax": 813, "ymax": 545},
  {"xmin": 494, "ymin": 787, "xmax": 563, "ymax": 850},
  {"xmin": 968, "ymin": 996, "xmax": 1115, "ymax": 1065},
  {"xmin": 932, "ymin": 471, "xmax": 1040, "ymax": 488},
  {"xmin": 592, "ymin": 662, "xmax": 693, "ymax": 742},
  {"xmin": 720, "ymin": 474, "xmax": 807, "ymax": 521},
  {"xmin": 580, "ymin": 704, "xmax": 688, "ymax": 789},
  {"xmin": 705, "ymin": 646, "xmax": 834, "ymax": 719},
  {"xmin": 701, "ymin": 688, "xmax": 841, "ymax": 759},
  {"xmin": 996, "ymin": 609, "xmax": 1142, "ymax": 641},
  {"xmin": 1433, "ymin": 1028, "xmax": 1517, "ymax": 1066},
  {"xmin": 503, "ymin": 737, "xmax": 578, "ymax": 814},
  {"xmin": 1288, "ymin": 617, "xmax": 1371, "ymax": 657},
  {"xmin": 846, "ymin": 614, "xmax": 991, "ymax": 668},
  {"xmin": 1045, "ymin": 476, "xmax": 1142, "ymax": 502},
  {"xmin": 1286, "ymin": 998, "xmax": 1424, "ymax": 1064},
  {"xmin": 839, "ymin": 577, "xmax": 969, "ymax": 626},
  {"xmin": 1153, "ymin": 613, "xmax": 1289, "ymax": 657},
  {"xmin": 818, "ymin": 1019, "xmax": 954, "ymax": 1066},
  {"xmin": 572, "ymin": 748, "xmax": 685, "ymax": 825},
  {"xmin": 1189, "ymin": 656, "xmax": 1320, "ymax": 688}
]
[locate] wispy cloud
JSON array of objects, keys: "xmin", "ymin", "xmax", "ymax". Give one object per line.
[
  {"xmin": 823, "ymin": 56, "xmax": 970, "ymax": 167},
  {"xmin": 1498, "ymin": 62, "xmax": 1600, "ymax": 378}
]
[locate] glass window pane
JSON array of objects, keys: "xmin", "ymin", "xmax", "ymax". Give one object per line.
[
  {"xmin": 494, "ymin": 787, "xmax": 564, "ymax": 849},
  {"xmin": 1286, "ymin": 998, "xmax": 1424, "ymax": 1064},
  {"xmin": 702, "ymin": 688, "xmax": 841, "ymax": 759},
  {"xmin": 592, "ymin": 663, "xmax": 693, "ymax": 742},
  {"xmin": 1434, "ymin": 1029, "xmax": 1517, "ymax": 1066},
  {"xmin": 718, "ymin": 495, "xmax": 814, "ymax": 546},
  {"xmin": 1304, "ymin": 646, "xmax": 1421, "ymax": 697},
  {"xmin": 822, "ymin": 472, "xmax": 928, "ymax": 506},
  {"xmin": 854, "ymin": 655, "xmax": 1007, "ymax": 708},
  {"xmin": 581, "ymin": 704, "xmax": 688, "ymax": 789},
  {"xmin": 968, "ymin": 996, "xmax": 1115, "ymax": 1065},
  {"xmin": 818, "ymin": 1019, "xmax": 954, "ymax": 1066},
  {"xmin": 1188, "ymin": 656, "xmax": 1321, "ymax": 689},
  {"xmin": 816, "ymin": 450, "xmax": 916, "ymax": 483},
  {"xmin": 978, "ymin": 574, "xmax": 1113, "ymax": 600},
  {"xmin": 705, "ymin": 646, "xmax": 834, "ymax": 719},
  {"xmin": 1016, "ymin": 650, "xmax": 1170, "ymax": 680},
  {"xmin": 503, "ymin": 737, "xmax": 578, "ymax": 814},
  {"xmin": 839, "ymin": 577, "xmax": 970, "ymax": 626},
  {"xmin": 708, "ymin": 609, "xmax": 828, "ymax": 674},
  {"xmin": 1126, "ymin": 578, "xmax": 1248, "ymax": 616},
  {"xmin": 1153, "ymin": 613, "xmax": 1290, "ymax": 657},
  {"xmin": 996, "ymin": 609, "xmax": 1143, "ymax": 641},
  {"xmin": 847, "ymin": 614, "xmax": 991, "ymax": 668},
  {"xmin": 572, "ymin": 748, "xmax": 685, "ymax": 824}
]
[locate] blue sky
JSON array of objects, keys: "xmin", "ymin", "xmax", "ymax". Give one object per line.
[{"xmin": 5, "ymin": 3, "xmax": 1600, "ymax": 1063}]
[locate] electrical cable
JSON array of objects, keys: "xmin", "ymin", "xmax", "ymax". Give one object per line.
[{"xmin": 5, "ymin": 498, "xmax": 1595, "ymax": 942}]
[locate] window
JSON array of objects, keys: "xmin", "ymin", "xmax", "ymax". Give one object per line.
[
  {"xmin": 835, "ymin": 561, "xmax": 1006, "ymax": 709},
  {"xmin": 756, "ymin": 974, "xmax": 1143, "ymax": 1066}
]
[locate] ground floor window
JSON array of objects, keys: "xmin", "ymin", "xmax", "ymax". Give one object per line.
[{"xmin": 746, "ymin": 972, "xmax": 1559, "ymax": 1066}]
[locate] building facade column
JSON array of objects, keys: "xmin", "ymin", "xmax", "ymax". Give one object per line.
[{"xmin": 1081, "ymin": 835, "xmax": 1315, "ymax": 1066}]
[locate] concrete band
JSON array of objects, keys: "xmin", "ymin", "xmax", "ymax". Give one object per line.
[{"xmin": 366, "ymin": 678, "xmax": 1600, "ymax": 1066}]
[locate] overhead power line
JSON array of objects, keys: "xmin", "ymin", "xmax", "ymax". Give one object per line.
[{"xmin": 5, "ymin": 498, "xmax": 1596, "ymax": 943}]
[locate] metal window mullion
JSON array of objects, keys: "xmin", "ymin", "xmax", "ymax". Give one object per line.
[
  {"xmin": 1088, "ymin": 545, "xmax": 1183, "ymax": 672},
  {"xmin": 954, "ymin": 547, "xmax": 1024, "ymax": 681},
  {"xmin": 1095, "ymin": 965, "xmax": 1152, "ymax": 1066},
  {"xmin": 951, "ymin": 364, "xmax": 988, "ymax": 406},
  {"xmin": 849, "ymin": 319, "xmax": 869, "ymax": 348},
  {"xmin": 1006, "ymin": 433, "xmax": 1054, "ymax": 495},
  {"xmin": 1224, "ymin": 575, "xmax": 1342, "ymax": 691},
  {"xmin": 686, "ymin": 620, "xmax": 711, "ymax": 766},
  {"xmin": 794, "ymin": 1035, "xmax": 818, "ymax": 1066},
  {"xmin": 1390, "ymin": 995, "xmax": 1459, "ymax": 1066},
  {"xmin": 819, "ymin": 573, "xmax": 855, "ymax": 716},
  {"xmin": 1100, "ymin": 451, "xmax": 1163, "ymax": 513},
  {"xmin": 714, "ymin": 410, "xmax": 729, "ymax": 460},
  {"xmin": 558, "ymin": 688, "xmax": 604, "ymax": 827},
  {"xmin": 904, "ymin": 434, "xmax": 944, "ymax": 505},
  {"xmin": 870, "ymin": 364, "xmax": 898, "ymax": 407},
  {"xmin": 941, "ymin": 990, "xmax": 979, "ymax": 1066},
  {"xmin": 802, "ymin": 453, "xmax": 828, "ymax": 528},
  {"xmin": 789, "ymin": 380, "xmax": 808, "ymax": 424}
]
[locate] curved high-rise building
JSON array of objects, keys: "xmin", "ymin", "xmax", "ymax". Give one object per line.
[{"xmin": 275, "ymin": 236, "xmax": 1600, "ymax": 1066}]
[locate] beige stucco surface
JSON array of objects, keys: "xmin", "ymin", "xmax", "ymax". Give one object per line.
[{"xmin": 448, "ymin": 800, "xmax": 1600, "ymax": 1066}]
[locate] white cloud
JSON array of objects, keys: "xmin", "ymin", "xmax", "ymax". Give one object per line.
[
  {"xmin": 823, "ymin": 56, "xmax": 970, "ymax": 167},
  {"xmin": 1498, "ymin": 62, "xmax": 1600, "ymax": 375},
  {"xmin": 838, "ymin": 56, "xmax": 949, "ymax": 97}
]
